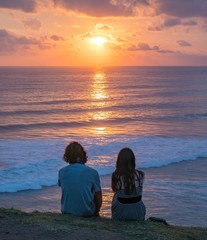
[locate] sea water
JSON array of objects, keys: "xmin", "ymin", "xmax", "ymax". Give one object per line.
[{"xmin": 0, "ymin": 66, "xmax": 207, "ymax": 193}]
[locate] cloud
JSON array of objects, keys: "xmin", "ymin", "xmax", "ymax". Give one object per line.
[
  {"xmin": 163, "ymin": 18, "xmax": 181, "ymax": 27},
  {"xmin": 53, "ymin": 0, "xmax": 149, "ymax": 17},
  {"xmin": 128, "ymin": 42, "xmax": 178, "ymax": 53},
  {"xmin": 50, "ymin": 35, "xmax": 64, "ymax": 41},
  {"xmin": 182, "ymin": 20, "xmax": 197, "ymax": 26},
  {"xmin": 163, "ymin": 18, "xmax": 198, "ymax": 28},
  {"xmin": 22, "ymin": 18, "xmax": 42, "ymax": 31},
  {"xmin": 155, "ymin": 0, "xmax": 207, "ymax": 18},
  {"xmin": 72, "ymin": 25, "xmax": 80, "ymax": 29},
  {"xmin": 177, "ymin": 40, "xmax": 192, "ymax": 47},
  {"xmin": 0, "ymin": 0, "xmax": 38, "ymax": 12},
  {"xmin": 0, "ymin": 29, "xmax": 50, "ymax": 55},
  {"xmin": 148, "ymin": 25, "xmax": 163, "ymax": 31},
  {"xmin": 128, "ymin": 42, "xmax": 154, "ymax": 51},
  {"xmin": 148, "ymin": 18, "xmax": 198, "ymax": 31},
  {"xmin": 202, "ymin": 20, "xmax": 207, "ymax": 31},
  {"xmin": 94, "ymin": 23, "xmax": 113, "ymax": 31},
  {"xmin": 77, "ymin": 23, "xmax": 115, "ymax": 42}
]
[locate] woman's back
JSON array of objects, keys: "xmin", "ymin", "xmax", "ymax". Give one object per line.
[{"xmin": 111, "ymin": 148, "xmax": 146, "ymax": 221}]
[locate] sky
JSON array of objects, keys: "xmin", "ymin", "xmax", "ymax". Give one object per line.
[{"xmin": 0, "ymin": 0, "xmax": 207, "ymax": 66}]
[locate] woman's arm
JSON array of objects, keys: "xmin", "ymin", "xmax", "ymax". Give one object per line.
[{"xmin": 111, "ymin": 172, "xmax": 117, "ymax": 192}]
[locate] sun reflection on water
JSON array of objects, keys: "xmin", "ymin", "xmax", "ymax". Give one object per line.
[
  {"xmin": 92, "ymin": 112, "xmax": 109, "ymax": 120},
  {"xmin": 91, "ymin": 72, "xmax": 108, "ymax": 101},
  {"xmin": 90, "ymin": 71, "xmax": 111, "ymax": 115},
  {"xmin": 91, "ymin": 127, "xmax": 106, "ymax": 135},
  {"xmin": 88, "ymin": 71, "xmax": 113, "ymax": 136}
]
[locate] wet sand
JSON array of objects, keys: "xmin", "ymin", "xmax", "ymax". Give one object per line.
[{"xmin": 0, "ymin": 158, "xmax": 207, "ymax": 227}]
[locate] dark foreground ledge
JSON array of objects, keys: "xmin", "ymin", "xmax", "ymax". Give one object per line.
[{"xmin": 0, "ymin": 208, "xmax": 206, "ymax": 240}]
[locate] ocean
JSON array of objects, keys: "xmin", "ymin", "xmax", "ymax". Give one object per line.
[{"xmin": 0, "ymin": 66, "xmax": 207, "ymax": 226}]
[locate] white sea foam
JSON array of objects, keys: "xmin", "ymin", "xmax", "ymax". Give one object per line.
[{"xmin": 0, "ymin": 135, "xmax": 207, "ymax": 192}]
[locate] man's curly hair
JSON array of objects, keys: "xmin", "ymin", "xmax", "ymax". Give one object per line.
[{"xmin": 63, "ymin": 141, "xmax": 88, "ymax": 164}]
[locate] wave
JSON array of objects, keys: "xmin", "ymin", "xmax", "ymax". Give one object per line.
[
  {"xmin": 0, "ymin": 135, "xmax": 207, "ymax": 192},
  {"xmin": 0, "ymin": 108, "xmax": 88, "ymax": 117},
  {"xmin": 1, "ymin": 98, "xmax": 85, "ymax": 107},
  {"xmin": 1, "ymin": 113, "xmax": 207, "ymax": 133},
  {"xmin": 185, "ymin": 113, "xmax": 207, "ymax": 119},
  {"xmin": 0, "ymin": 117, "xmax": 144, "ymax": 132},
  {"xmin": 0, "ymin": 121, "xmax": 88, "ymax": 131}
]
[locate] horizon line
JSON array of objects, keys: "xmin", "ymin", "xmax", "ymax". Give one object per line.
[{"xmin": 0, "ymin": 65, "xmax": 207, "ymax": 68}]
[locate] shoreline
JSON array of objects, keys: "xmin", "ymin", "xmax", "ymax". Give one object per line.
[{"xmin": 0, "ymin": 158, "xmax": 207, "ymax": 227}]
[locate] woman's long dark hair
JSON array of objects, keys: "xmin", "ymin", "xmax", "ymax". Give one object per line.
[{"xmin": 112, "ymin": 147, "xmax": 144, "ymax": 195}]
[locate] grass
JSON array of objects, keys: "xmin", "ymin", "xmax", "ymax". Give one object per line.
[{"xmin": 0, "ymin": 208, "xmax": 207, "ymax": 240}]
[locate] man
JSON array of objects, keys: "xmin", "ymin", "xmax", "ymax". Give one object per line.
[{"xmin": 58, "ymin": 141, "xmax": 102, "ymax": 217}]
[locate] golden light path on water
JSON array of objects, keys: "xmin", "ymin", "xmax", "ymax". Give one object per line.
[
  {"xmin": 53, "ymin": 70, "xmax": 160, "ymax": 138},
  {"xmin": 87, "ymin": 71, "xmax": 152, "ymax": 137},
  {"xmin": 89, "ymin": 72, "xmax": 111, "ymax": 136},
  {"xmin": 91, "ymin": 72, "xmax": 108, "ymax": 103}
]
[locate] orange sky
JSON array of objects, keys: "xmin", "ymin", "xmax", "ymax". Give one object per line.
[{"xmin": 0, "ymin": 0, "xmax": 207, "ymax": 66}]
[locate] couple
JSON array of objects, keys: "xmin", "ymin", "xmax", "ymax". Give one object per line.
[{"xmin": 58, "ymin": 141, "xmax": 146, "ymax": 221}]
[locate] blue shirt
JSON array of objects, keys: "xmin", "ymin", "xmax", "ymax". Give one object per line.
[{"xmin": 58, "ymin": 163, "xmax": 101, "ymax": 216}]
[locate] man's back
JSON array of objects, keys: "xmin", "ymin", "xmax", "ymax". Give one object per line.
[{"xmin": 58, "ymin": 163, "xmax": 101, "ymax": 216}]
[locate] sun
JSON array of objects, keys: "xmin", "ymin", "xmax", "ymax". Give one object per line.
[{"xmin": 91, "ymin": 37, "xmax": 106, "ymax": 46}]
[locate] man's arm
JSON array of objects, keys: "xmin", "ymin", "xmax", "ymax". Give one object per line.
[{"xmin": 94, "ymin": 191, "xmax": 102, "ymax": 216}]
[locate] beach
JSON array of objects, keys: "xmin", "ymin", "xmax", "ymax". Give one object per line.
[{"xmin": 1, "ymin": 157, "xmax": 207, "ymax": 227}]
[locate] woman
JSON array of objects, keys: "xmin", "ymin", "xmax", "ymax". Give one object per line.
[
  {"xmin": 111, "ymin": 147, "xmax": 146, "ymax": 220},
  {"xmin": 58, "ymin": 141, "xmax": 102, "ymax": 217}
]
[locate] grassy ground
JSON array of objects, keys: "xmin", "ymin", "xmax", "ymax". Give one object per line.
[{"xmin": 0, "ymin": 208, "xmax": 207, "ymax": 240}]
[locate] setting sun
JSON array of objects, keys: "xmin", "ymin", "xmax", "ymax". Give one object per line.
[{"xmin": 91, "ymin": 37, "xmax": 106, "ymax": 46}]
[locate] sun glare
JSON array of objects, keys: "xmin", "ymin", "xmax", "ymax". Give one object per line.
[{"xmin": 92, "ymin": 37, "xmax": 106, "ymax": 46}]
